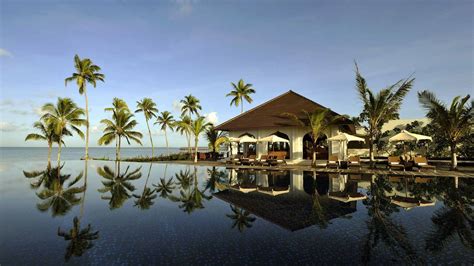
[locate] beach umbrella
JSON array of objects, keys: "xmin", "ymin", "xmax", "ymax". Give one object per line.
[
  {"xmin": 239, "ymin": 135, "xmax": 257, "ymax": 143},
  {"xmin": 389, "ymin": 130, "xmax": 432, "ymax": 155},
  {"xmin": 258, "ymin": 134, "xmax": 290, "ymax": 143},
  {"xmin": 327, "ymin": 133, "xmax": 365, "ymax": 160}
]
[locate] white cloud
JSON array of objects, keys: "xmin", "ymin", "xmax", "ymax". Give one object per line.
[
  {"xmin": 170, "ymin": 0, "xmax": 195, "ymax": 18},
  {"xmin": 204, "ymin": 112, "xmax": 218, "ymax": 125},
  {"xmin": 172, "ymin": 100, "xmax": 184, "ymax": 114},
  {"xmin": 91, "ymin": 123, "xmax": 106, "ymax": 134},
  {"xmin": 0, "ymin": 121, "xmax": 19, "ymax": 132},
  {"xmin": 0, "ymin": 48, "xmax": 12, "ymax": 57}
]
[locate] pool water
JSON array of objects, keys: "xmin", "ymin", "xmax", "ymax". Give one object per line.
[{"xmin": 0, "ymin": 159, "xmax": 473, "ymax": 265}]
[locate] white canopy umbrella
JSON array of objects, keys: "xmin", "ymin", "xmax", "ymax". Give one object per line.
[
  {"xmin": 258, "ymin": 134, "xmax": 290, "ymax": 143},
  {"xmin": 389, "ymin": 130, "xmax": 432, "ymax": 156},
  {"xmin": 227, "ymin": 137, "xmax": 241, "ymax": 142},
  {"xmin": 239, "ymin": 135, "xmax": 257, "ymax": 143},
  {"xmin": 389, "ymin": 130, "xmax": 432, "ymax": 142},
  {"xmin": 327, "ymin": 133, "xmax": 365, "ymax": 160}
]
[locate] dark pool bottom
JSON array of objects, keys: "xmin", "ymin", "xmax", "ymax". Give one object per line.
[{"xmin": 0, "ymin": 160, "xmax": 472, "ymax": 265}]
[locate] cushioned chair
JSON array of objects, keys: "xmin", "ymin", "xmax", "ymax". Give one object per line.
[{"xmin": 388, "ymin": 156, "xmax": 405, "ymax": 171}]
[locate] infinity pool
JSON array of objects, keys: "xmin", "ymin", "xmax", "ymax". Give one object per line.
[{"xmin": 0, "ymin": 159, "xmax": 472, "ymax": 265}]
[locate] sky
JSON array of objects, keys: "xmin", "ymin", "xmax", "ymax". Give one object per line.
[{"xmin": 0, "ymin": 0, "xmax": 472, "ymax": 148}]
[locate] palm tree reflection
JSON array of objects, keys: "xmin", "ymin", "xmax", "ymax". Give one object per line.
[
  {"xmin": 153, "ymin": 164, "xmax": 176, "ymax": 198},
  {"xmin": 362, "ymin": 176, "xmax": 419, "ymax": 264},
  {"xmin": 226, "ymin": 204, "xmax": 256, "ymax": 232},
  {"xmin": 171, "ymin": 166, "xmax": 212, "ymax": 214},
  {"xmin": 425, "ymin": 177, "xmax": 474, "ymax": 252},
  {"xmin": 57, "ymin": 216, "xmax": 99, "ymax": 262},
  {"xmin": 204, "ymin": 167, "xmax": 227, "ymax": 193},
  {"xmin": 29, "ymin": 164, "xmax": 85, "ymax": 217},
  {"xmin": 133, "ymin": 163, "xmax": 157, "ymax": 210},
  {"xmin": 97, "ymin": 162, "xmax": 142, "ymax": 210}
]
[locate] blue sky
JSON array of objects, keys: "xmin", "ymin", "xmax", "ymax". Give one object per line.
[{"xmin": 0, "ymin": 0, "xmax": 472, "ymax": 147}]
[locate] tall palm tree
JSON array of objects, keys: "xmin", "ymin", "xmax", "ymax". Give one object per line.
[
  {"xmin": 98, "ymin": 101, "xmax": 143, "ymax": 161},
  {"xmin": 155, "ymin": 111, "xmax": 175, "ymax": 156},
  {"xmin": 36, "ymin": 167, "xmax": 85, "ymax": 216},
  {"xmin": 173, "ymin": 167, "xmax": 212, "ymax": 214},
  {"xmin": 25, "ymin": 120, "xmax": 64, "ymax": 166},
  {"xmin": 41, "ymin": 98, "xmax": 86, "ymax": 165},
  {"xmin": 133, "ymin": 163, "xmax": 157, "ymax": 210},
  {"xmin": 283, "ymin": 109, "xmax": 341, "ymax": 167},
  {"xmin": 205, "ymin": 124, "xmax": 228, "ymax": 160},
  {"xmin": 226, "ymin": 79, "xmax": 256, "ymax": 113},
  {"xmin": 65, "ymin": 54, "xmax": 105, "ymax": 160},
  {"xmin": 418, "ymin": 91, "xmax": 473, "ymax": 170},
  {"xmin": 97, "ymin": 163, "xmax": 142, "ymax": 210},
  {"xmin": 190, "ymin": 116, "xmax": 210, "ymax": 163},
  {"xmin": 355, "ymin": 63, "xmax": 414, "ymax": 166},
  {"xmin": 105, "ymin": 97, "xmax": 129, "ymax": 116},
  {"xmin": 180, "ymin": 94, "xmax": 201, "ymax": 118},
  {"xmin": 135, "ymin": 98, "xmax": 159, "ymax": 157},
  {"xmin": 57, "ymin": 216, "xmax": 99, "ymax": 262},
  {"xmin": 226, "ymin": 204, "xmax": 257, "ymax": 232},
  {"xmin": 175, "ymin": 115, "xmax": 192, "ymax": 156}
]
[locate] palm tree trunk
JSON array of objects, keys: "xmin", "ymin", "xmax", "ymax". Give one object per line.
[
  {"xmin": 84, "ymin": 89, "xmax": 90, "ymax": 160},
  {"xmin": 146, "ymin": 118, "xmax": 154, "ymax": 157},
  {"xmin": 241, "ymin": 97, "xmax": 243, "ymax": 113},
  {"xmin": 115, "ymin": 134, "xmax": 119, "ymax": 161},
  {"xmin": 165, "ymin": 129, "xmax": 169, "ymax": 156},
  {"xmin": 47, "ymin": 141, "xmax": 52, "ymax": 168},
  {"xmin": 57, "ymin": 135, "xmax": 62, "ymax": 167},
  {"xmin": 369, "ymin": 137, "xmax": 375, "ymax": 168},
  {"xmin": 118, "ymin": 136, "xmax": 121, "ymax": 161},
  {"xmin": 80, "ymin": 159, "xmax": 88, "ymax": 219},
  {"xmin": 312, "ymin": 142, "xmax": 317, "ymax": 167},
  {"xmin": 450, "ymin": 142, "xmax": 457, "ymax": 170},
  {"xmin": 194, "ymin": 137, "xmax": 199, "ymax": 163},
  {"xmin": 186, "ymin": 132, "xmax": 191, "ymax": 158}
]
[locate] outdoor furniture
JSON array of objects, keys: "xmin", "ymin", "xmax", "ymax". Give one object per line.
[
  {"xmin": 257, "ymin": 155, "xmax": 270, "ymax": 166},
  {"xmin": 328, "ymin": 191, "xmax": 367, "ymax": 203},
  {"xmin": 241, "ymin": 155, "xmax": 257, "ymax": 166},
  {"xmin": 387, "ymin": 156, "xmax": 405, "ymax": 171},
  {"xmin": 326, "ymin": 155, "xmax": 339, "ymax": 169},
  {"xmin": 268, "ymin": 154, "xmax": 287, "ymax": 166},
  {"xmin": 257, "ymin": 185, "xmax": 290, "ymax": 196},
  {"xmin": 228, "ymin": 184, "xmax": 258, "ymax": 193},
  {"xmin": 198, "ymin": 152, "xmax": 207, "ymax": 161},
  {"xmin": 347, "ymin": 156, "xmax": 361, "ymax": 169},
  {"xmin": 226, "ymin": 154, "xmax": 242, "ymax": 165},
  {"xmin": 414, "ymin": 156, "xmax": 436, "ymax": 172}
]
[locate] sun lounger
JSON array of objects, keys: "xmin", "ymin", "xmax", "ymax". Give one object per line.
[
  {"xmin": 347, "ymin": 156, "xmax": 361, "ymax": 169},
  {"xmin": 326, "ymin": 155, "xmax": 339, "ymax": 169},
  {"xmin": 257, "ymin": 185, "xmax": 290, "ymax": 196},
  {"xmin": 225, "ymin": 155, "xmax": 242, "ymax": 165},
  {"xmin": 228, "ymin": 184, "xmax": 257, "ymax": 193},
  {"xmin": 388, "ymin": 156, "xmax": 405, "ymax": 171},
  {"xmin": 328, "ymin": 191, "xmax": 367, "ymax": 203},
  {"xmin": 241, "ymin": 155, "xmax": 257, "ymax": 166},
  {"xmin": 257, "ymin": 155, "xmax": 269, "ymax": 166},
  {"xmin": 414, "ymin": 156, "xmax": 436, "ymax": 172}
]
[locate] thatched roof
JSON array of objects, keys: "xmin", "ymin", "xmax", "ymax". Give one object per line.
[{"xmin": 215, "ymin": 90, "xmax": 354, "ymax": 132}]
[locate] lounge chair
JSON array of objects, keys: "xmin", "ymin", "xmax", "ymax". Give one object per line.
[
  {"xmin": 257, "ymin": 185, "xmax": 290, "ymax": 196},
  {"xmin": 241, "ymin": 155, "xmax": 257, "ymax": 166},
  {"xmin": 228, "ymin": 183, "xmax": 257, "ymax": 193},
  {"xmin": 257, "ymin": 155, "xmax": 269, "ymax": 166},
  {"xmin": 198, "ymin": 152, "xmax": 207, "ymax": 161},
  {"xmin": 225, "ymin": 154, "xmax": 242, "ymax": 165},
  {"xmin": 326, "ymin": 155, "xmax": 339, "ymax": 169},
  {"xmin": 347, "ymin": 156, "xmax": 361, "ymax": 170},
  {"xmin": 414, "ymin": 156, "xmax": 436, "ymax": 172},
  {"xmin": 268, "ymin": 154, "xmax": 286, "ymax": 166},
  {"xmin": 328, "ymin": 191, "xmax": 367, "ymax": 203},
  {"xmin": 388, "ymin": 156, "xmax": 405, "ymax": 171}
]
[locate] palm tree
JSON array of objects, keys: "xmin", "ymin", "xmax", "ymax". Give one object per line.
[
  {"xmin": 180, "ymin": 94, "xmax": 201, "ymax": 118},
  {"xmin": 154, "ymin": 177, "xmax": 176, "ymax": 198},
  {"xmin": 175, "ymin": 115, "xmax": 193, "ymax": 156},
  {"xmin": 355, "ymin": 63, "xmax": 414, "ymax": 167},
  {"xmin": 41, "ymin": 98, "xmax": 86, "ymax": 165},
  {"xmin": 418, "ymin": 91, "xmax": 473, "ymax": 170},
  {"xmin": 25, "ymin": 120, "xmax": 64, "ymax": 166},
  {"xmin": 105, "ymin": 97, "xmax": 129, "ymax": 115},
  {"xmin": 135, "ymin": 98, "xmax": 159, "ymax": 157},
  {"xmin": 65, "ymin": 54, "xmax": 105, "ymax": 160},
  {"xmin": 190, "ymin": 117, "xmax": 210, "ymax": 163},
  {"xmin": 205, "ymin": 124, "xmax": 228, "ymax": 160},
  {"xmin": 226, "ymin": 79, "xmax": 256, "ymax": 113},
  {"xmin": 155, "ymin": 111, "xmax": 175, "ymax": 156},
  {"xmin": 283, "ymin": 109, "xmax": 341, "ymax": 167},
  {"xmin": 97, "ymin": 163, "xmax": 142, "ymax": 210},
  {"xmin": 174, "ymin": 167, "xmax": 212, "ymax": 214},
  {"xmin": 36, "ymin": 167, "xmax": 85, "ymax": 216},
  {"xmin": 204, "ymin": 167, "xmax": 227, "ymax": 193},
  {"xmin": 57, "ymin": 216, "xmax": 99, "ymax": 262},
  {"xmin": 98, "ymin": 102, "xmax": 143, "ymax": 161},
  {"xmin": 133, "ymin": 164, "xmax": 157, "ymax": 210},
  {"xmin": 226, "ymin": 204, "xmax": 257, "ymax": 232}
]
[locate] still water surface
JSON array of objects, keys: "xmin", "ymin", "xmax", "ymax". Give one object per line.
[{"xmin": 0, "ymin": 148, "xmax": 473, "ymax": 265}]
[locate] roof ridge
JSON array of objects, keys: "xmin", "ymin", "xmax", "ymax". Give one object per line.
[{"xmin": 216, "ymin": 90, "xmax": 295, "ymax": 129}]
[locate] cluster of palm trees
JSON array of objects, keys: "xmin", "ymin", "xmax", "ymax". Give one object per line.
[{"xmin": 26, "ymin": 54, "xmax": 258, "ymax": 165}]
